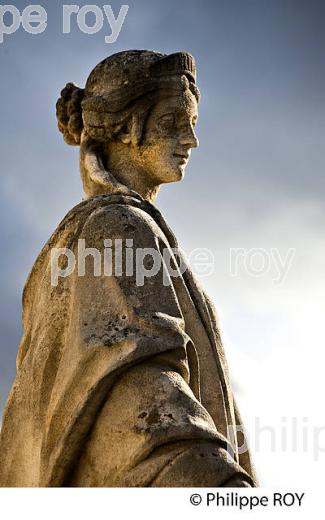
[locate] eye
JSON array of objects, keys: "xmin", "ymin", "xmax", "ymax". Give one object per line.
[{"xmin": 159, "ymin": 113, "xmax": 175, "ymax": 127}]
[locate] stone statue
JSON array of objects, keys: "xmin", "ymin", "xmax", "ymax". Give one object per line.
[{"xmin": 0, "ymin": 50, "xmax": 257, "ymax": 487}]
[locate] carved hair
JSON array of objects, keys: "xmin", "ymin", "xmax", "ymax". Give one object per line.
[{"xmin": 56, "ymin": 83, "xmax": 84, "ymax": 146}]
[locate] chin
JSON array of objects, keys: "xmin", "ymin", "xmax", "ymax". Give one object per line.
[
  {"xmin": 176, "ymin": 169, "xmax": 185, "ymax": 181},
  {"xmin": 176, "ymin": 165, "xmax": 186, "ymax": 181},
  {"xmin": 155, "ymin": 165, "xmax": 185, "ymax": 184},
  {"xmin": 166, "ymin": 167, "xmax": 185, "ymax": 183}
]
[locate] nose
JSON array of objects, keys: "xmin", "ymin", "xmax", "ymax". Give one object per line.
[{"xmin": 178, "ymin": 123, "xmax": 199, "ymax": 149}]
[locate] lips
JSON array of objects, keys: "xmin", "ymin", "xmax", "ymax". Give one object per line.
[{"xmin": 173, "ymin": 152, "xmax": 189, "ymax": 164}]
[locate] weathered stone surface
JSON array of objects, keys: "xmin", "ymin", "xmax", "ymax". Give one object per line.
[{"xmin": 0, "ymin": 50, "xmax": 257, "ymax": 487}]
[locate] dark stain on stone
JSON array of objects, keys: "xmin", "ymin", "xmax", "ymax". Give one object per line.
[
  {"xmin": 145, "ymin": 406, "xmax": 160, "ymax": 426},
  {"xmin": 124, "ymin": 224, "xmax": 136, "ymax": 233}
]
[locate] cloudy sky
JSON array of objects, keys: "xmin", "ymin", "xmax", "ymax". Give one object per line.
[{"xmin": 0, "ymin": 0, "xmax": 324, "ymax": 488}]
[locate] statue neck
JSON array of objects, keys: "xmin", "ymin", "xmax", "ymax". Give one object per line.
[{"xmin": 104, "ymin": 147, "xmax": 161, "ymax": 203}]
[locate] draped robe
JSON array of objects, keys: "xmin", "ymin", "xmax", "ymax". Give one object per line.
[{"xmin": 0, "ymin": 193, "xmax": 257, "ymax": 487}]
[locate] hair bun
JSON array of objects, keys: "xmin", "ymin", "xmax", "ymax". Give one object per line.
[{"xmin": 56, "ymin": 82, "xmax": 84, "ymax": 146}]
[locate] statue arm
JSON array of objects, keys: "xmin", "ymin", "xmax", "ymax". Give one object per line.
[{"xmin": 63, "ymin": 203, "xmax": 254, "ymax": 486}]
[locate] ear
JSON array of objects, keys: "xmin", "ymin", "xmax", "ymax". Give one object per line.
[
  {"xmin": 118, "ymin": 114, "xmax": 143, "ymax": 146},
  {"xmin": 119, "ymin": 122, "xmax": 132, "ymax": 145}
]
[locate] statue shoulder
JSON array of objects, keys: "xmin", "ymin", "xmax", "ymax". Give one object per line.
[{"xmin": 79, "ymin": 201, "xmax": 166, "ymax": 248}]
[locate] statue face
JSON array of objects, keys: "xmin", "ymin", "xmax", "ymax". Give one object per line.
[{"xmin": 137, "ymin": 89, "xmax": 199, "ymax": 184}]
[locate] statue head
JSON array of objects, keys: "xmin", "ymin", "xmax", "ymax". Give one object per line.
[{"xmin": 56, "ymin": 50, "xmax": 200, "ymax": 201}]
